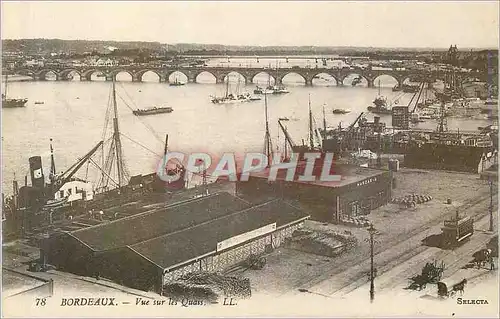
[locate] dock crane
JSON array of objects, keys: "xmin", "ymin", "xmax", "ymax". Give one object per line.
[
  {"xmin": 50, "ymin": 140, "xmax": 105, "ymax": 194},
  {"xmin": 339, "ymin": 112, "xmax": 365, "ymax": 153}
]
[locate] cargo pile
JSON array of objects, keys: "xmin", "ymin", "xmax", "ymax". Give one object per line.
[
  {"xmin": 339, "ymin": 215, "xmax": 372, "ymax": 227},
  {"xmin": 287, "ymin": 229, "xmax": 358, "ymax": 257},
  {"xmin": 392, "ymin": 194, "xmax": 432, "ymax": 208},
  {"xmin": 163, "ymin": 272, "xmax": 251, "ymax": 303}
]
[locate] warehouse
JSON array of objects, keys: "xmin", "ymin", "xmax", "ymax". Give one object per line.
[
  {"xmin": 42, "ymin": 192, "xmax": 309, "ymax": 294},
  {"xmin": 236, "ymin": 162, "xmax": 392, "ymax": 223}
]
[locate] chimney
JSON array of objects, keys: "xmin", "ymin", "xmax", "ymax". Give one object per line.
[{"xmin": 29, "ymin": 156, "xmax": 45, "ymax": 189}]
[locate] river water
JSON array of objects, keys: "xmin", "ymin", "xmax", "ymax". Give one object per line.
[{"xmin": 1, "ymin": 72, "xmax": 491, "ymax": 194}]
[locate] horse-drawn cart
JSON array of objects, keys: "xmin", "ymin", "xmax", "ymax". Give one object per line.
[
  {"xmin": 408, "ymin": 261, "xmax": 445, "ymax": 290},
  {"xmin": 437, "ymin": 278, "xmax": 468, "ymax": 298}
]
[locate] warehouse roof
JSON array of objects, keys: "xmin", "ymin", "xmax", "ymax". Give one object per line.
[
  {"xmin": 245, "ymin": 162, "xmax": 387, "ymax": 188},
  {"xmin": 70, "ymin": 192, "xmax": 251, "ymax": 251},
  {"xmin": 129, "ymin": 199, "xmax": 309, "ymax": 270}
]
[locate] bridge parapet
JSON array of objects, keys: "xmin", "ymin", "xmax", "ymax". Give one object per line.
[{"xmin": 5, "ymin": 65, "xmax": 495, "ymax": 86}]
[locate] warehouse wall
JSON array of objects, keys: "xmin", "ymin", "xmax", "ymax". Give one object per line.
[
  {"xmin": 43, "ymin": 233, "xmax": 94, "ymax": 276},
  {"xmin": 163, "ymin": 222, "xmax": 304, "ymax": 283},
  {"xmin": 236, "ymin": 172, "xmax": 392, "ymax": 223},
  {"xmin": 92, "ymin": 247, "xmax": 162, "ymax": 293}
]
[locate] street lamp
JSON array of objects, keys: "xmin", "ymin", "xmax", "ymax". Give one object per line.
[
  {"xmin": 365, "ymin": 224, "xmax": 378, "ymax": 303},
  {"xmin": 488, "ymin": 177, "xmax": 495, "ymax": 232}
]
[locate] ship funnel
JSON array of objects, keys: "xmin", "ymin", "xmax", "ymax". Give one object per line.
[
  {"xmin": 374, "ymin": 116, "xmax": 380, "ymax": 124},
  {"xmin": 29, "ymin": 156, "xmax": 45, "ymax": 189}
]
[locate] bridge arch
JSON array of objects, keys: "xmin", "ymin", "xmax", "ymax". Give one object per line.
[
  {"xmin": 136, "ymin": 70, "xmax": 163, "ymax": 82},
  {"xmin": 112, "ymin": 70, "xmax": 134, "ymax": 82},
  {"xmin": 42, "ymin": 70, "xmax": 58, "ymax": 81},
  {"xmin": 81, "ymin": 69, "xmax": 107, "ymax": 81},
  {"xmin": 250, "ymin": 71, "xmax": 276, "ymax": 85},
  {"xmin": 193, "ymin": 71, "xmax": 216, "ymax": 84},
  {"xmin": 59, "ymin": 69, "xmax": 82, "ymax": 81},
  {"xmin": 15, "ymin": 69, "xmax": 36, "ymax": 80},
  {"xmin": 340, "ymin": 73, "xmax": 370, "ymax": 87},
  {"xmin": 167, "ymin": 71, "xmax": 190, "ymax": 83},
  {"xmin": 372, "ymin": 74, "xmax": 400, "ymax": 88},
  {"xmin": 223, "ymin": 71, "xmax": 247, "ymax": 84},
  {"xmin": 35, "ymin": 69, "xmax": 58, "ymax": 81},
  {"xmin": 279, "ymin": 72, "xmax": 306, "ymax": 86},
  {"xmin": 310, "ymin": 72, "xmax": 339, "ymax": 86}
]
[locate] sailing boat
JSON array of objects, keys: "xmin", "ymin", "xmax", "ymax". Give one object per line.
[
  {"xmin": 169, "ymin": 76, "xmax": 185, "ymax": 86},
  {"xmin": 254, "ymin": 73, "xmax": 275, "ymax": 94},
  {"xmin": 211, "ymin": 75, "xmax": 251, "ymax": 104},
  {"xmin": 2, "ymin": 74, "xmax": 28, "ymax": 108},
  {"xmin": 268, "ymin": 62, "xmax": 289, "ymax": 94}
]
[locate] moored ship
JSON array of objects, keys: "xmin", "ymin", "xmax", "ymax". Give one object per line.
[
  {"xmin": 2, "ymin": 74, "xmax": 28, "ymax": 108},
  {"xmin": 133, "ymin": 106, "xmax": 173, "ymax": 116}
]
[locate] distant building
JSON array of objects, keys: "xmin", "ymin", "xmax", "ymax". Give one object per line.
[
  {"xmin": 24, "ymin": 59, "xmax": 45, "ymax": 68},
  {"xmin": 86, "ymin": 57, "xmax": 118, "ymax": 67}
]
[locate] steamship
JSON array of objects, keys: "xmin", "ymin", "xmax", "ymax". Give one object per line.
[{"xmin": 2, "ymin": 80, "xmax": 187, "ymax": 240}]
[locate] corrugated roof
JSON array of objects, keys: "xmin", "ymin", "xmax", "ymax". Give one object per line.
[
  {"xmin": 71, "ymin": 192, "xmax": 251, "ymax": 251},
  {"xmin": 129, "ymin": 199, "xmax": 309, "ymax": 270}
]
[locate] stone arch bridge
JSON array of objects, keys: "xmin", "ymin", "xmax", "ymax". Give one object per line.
[{"xmin": 8, "ymin": 65, "xmax": 491, "ymax": 87}]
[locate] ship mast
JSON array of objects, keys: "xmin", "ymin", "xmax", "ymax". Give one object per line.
[
  {"xmin": 112, "ymin": 79, "xmax": 126, "ymax": 188},
  {"xmin": 3, "ymin": 73, "xmax": 8, "ymax": 100},
  {"xmin": 308, "ymin": 94, "xmax": 314, "ymax": 149},
  {"xmin": 98, "ymin": 78, "xmax": 129, "ymax": 191},
  {"xmin": 49, "ymin": 138, "xmax": 56, "ymax": 183},
  {"xmin": 263, "ymin": 92, "xmax": 273, "ymax": 167},
  {"xmin": 322, "ymin": 104, "xmax": 327, "ymax": 132}
]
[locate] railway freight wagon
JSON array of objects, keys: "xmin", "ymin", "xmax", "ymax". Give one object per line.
[{"xmin": 441, "ymin": 213, "xmax": 474, "ymax": 248}]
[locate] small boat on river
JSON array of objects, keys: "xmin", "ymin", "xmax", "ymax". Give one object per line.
[
  {"xmin": 133, "ymin": 106, "xmax": 173, "ymax": 116},
  {"xmin": 332, "ymin": 109, "xmax": 351, "ymax": 114}
]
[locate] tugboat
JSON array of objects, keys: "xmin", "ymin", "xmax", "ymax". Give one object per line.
[
  {"xmin": 270, "ymin": 84, "xmax": 289, "ymax": 94},
  {"xmin": 133, "ymin": 106, "xmax": 173, "ymax": 116},
  {"xmin": 2, "ymin": 74, "xmax": 28, "ymax": 108},
  {"xmin": 392, "ymin": 84, "xmax": 402, "ymax": 92},
  {"xmin": 367, "ymin": 80, "xmax": 392, "ymax": 114},
  {"xmin": 351, "ymin": 76, "xmax": 363, "ymax": 86},
  {"xmin": 254, "ymin": 85, "xmax": 274, "ymax": 94}
]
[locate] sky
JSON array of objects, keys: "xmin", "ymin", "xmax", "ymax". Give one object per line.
[{"xmin": 1, "ymin": 1, "xmax": 499, "ymax": 48}]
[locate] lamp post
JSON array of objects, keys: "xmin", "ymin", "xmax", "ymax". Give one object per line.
[
  {"xmin": 366, "ymin": 224, "xmax": 378, "ymax": 303},
  {"xmin": 488, "ymin": 177, "xmax": 494, "ymax": 232}
]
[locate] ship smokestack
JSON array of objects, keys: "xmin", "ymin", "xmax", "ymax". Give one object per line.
[{"xmin": 29, "ymin": 156, "xmax": 45, "ymax": 189}]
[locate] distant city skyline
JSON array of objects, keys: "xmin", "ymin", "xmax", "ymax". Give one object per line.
[{"xmin": 1, "ymin": 1, "xmax": 499, "ymax": 49}]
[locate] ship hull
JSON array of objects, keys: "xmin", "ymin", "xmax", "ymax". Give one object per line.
[
  {"xmin": 133, "ymin": 108, "xmax": 173, "ymax": 116},
  {"xmin": 2, "ymin": 99, "xmax": 27, "ymax": 108},
  {"xmin": 404, "ymin": 144, "xmax": 493, "ymax": 173}
]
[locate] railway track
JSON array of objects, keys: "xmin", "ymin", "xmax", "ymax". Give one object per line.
[{"xmin": 283, "ymin": 190, "xmax": 495, "ymax": 296}]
